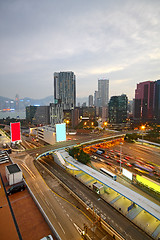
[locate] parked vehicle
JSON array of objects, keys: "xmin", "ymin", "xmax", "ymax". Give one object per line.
[{"xmin": 7, "ymin": 181, "xmax": 26, "ymax": 195}]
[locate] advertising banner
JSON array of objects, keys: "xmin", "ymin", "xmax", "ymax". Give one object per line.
[
  {"xmin": 56, "ymin": 123, "xmax": 66, "ymax": 142},
  {"xmin": 10, "ymin": 122, "xmax": 21, "ymax": 142}
]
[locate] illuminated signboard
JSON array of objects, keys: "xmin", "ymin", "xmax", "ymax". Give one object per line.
[
  {"xmin": 56, "ymin": 123, "xmax": 66, "ymax": 142},
  {"xmin": 122, "ymin": 168, "xmax": 133, "ymax": 180},
  {"xmin": 10, "ymin": 122, "xmax": 21, "ymax": 142},
  {"xmin": 136, "ymin": 175, "xmax": 160, "ymax": 193}
]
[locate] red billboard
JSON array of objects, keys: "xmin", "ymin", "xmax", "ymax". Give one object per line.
[{"xmin": 10, "ymin": 122, "xmax": 21, "ymax": 142}]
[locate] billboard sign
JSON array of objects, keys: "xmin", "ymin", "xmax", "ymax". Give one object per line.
[
  {"xmin": 10, "ymin": 122, "xmax": 21, "ymax": 142},
  {"xmin": 122, "ymin": 168, "xmax": 133, "ymax": 180},
  {"xmin": 56, "ymin": 123, "xmax": 66, "ymax": 142}
]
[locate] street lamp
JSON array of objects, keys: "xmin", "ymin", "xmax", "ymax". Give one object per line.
[
  {"xmin": 104, "ymin": 122, "xmax": 107, "ymax": 128},
  {"xmin": 120, "ymin": 142, "xmax": 123, "ymax": 174},
  {"xmin": 66, "ymin": 120, "xmax": 69, "ymax": 134},
  {"xmin": 141, "ymin": 125, "xmax": 145, "ymax": 144}
]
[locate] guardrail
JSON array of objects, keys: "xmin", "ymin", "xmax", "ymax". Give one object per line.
[
  {"xmin": 24, "ymin": 180, "xmax": 62, "ymax": 240},
  {"xmin": 36, "ymin": 159, "xmax": 125, "ymax": 240}
]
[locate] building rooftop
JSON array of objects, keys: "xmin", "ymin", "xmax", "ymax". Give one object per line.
[
  {"xmin": 6, "ymin": 164, "xmax": 21, "ymax": 174},
  {"xmin": 0, "ymin": 174, "xmax": 21, "ymax": 240}
]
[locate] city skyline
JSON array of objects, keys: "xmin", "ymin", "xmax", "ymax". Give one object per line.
[{"xmin": 0, "ymin": 0, "xmax": 160, "ymax": 100}]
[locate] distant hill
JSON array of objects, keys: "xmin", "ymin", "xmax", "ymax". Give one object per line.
[
  {"xmin": 0, "ymin": 96, "xmax": 13, "ymax": 102},
  {"xmin": 22, "ymin": 96, "xmax": 54, "ymax": 106},
  {"xmin": 0, "ymin": 95, "xmax": 88, "ymax": 110},
  {"xmin": 0, "ymin": 95, "xmax": 54, "ymax": 110}
]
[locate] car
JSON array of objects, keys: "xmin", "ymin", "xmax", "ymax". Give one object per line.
[
  {"xmin": 40, "ymin": 235, "xmax": 53, "ymax": 240},
  {"xmin": 117, "ymin": 160, "xmax": 123, "ymax": 164},
  {"xmin": 7, "ymin": 182, "xmax": 26, "ymax": 195},
  {"xmin": 106, "ymin": 162, "xmax": 112, "ymax": 166},
  {"xmin": 125, "ymin": 162, "xmax": 132, "ymax": 167},
  {"xmin": 122, "ymin": 159, "xmax": 127, "ymax": 163}
]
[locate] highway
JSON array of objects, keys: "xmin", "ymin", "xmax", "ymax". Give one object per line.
[
  {"xmin": 12, "ymin": 153, "xmax": 82, "ymax": 240},
  {"xmin": 10, "ymin": 134, "xmax": 160, "ymax": 240},
  {"xmin": 12, "ymin": 152, "xmax": 112, "ymax": 240},
  {"xmin": 37, "ymin": 155, "xmax": 153, "ymax": 240}
]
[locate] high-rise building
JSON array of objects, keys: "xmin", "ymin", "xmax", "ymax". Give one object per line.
[
  {"xmin": 50, "ymin": 100, "xmax": 63, "ymax": 127},
  {"xmin": 134, "ymin": 81, "xmax": 154, "ymax": 121},
  {"xmin": 94, "ymin": 91, "xmax": 100, "ymax": 107},
  {"xmin": 108, "ymin": 94, "xmax": 128, "ymax": 123},
  {"xmin": 54, "ymin": 71, "xmax": 76, "ymax": 110},
  {"xmin": 154, "ymin": 80, "xmax": 160, "ymax": 123},
  {"xmin": 88, "ymin": 95, "xmax": 93, "ymax": 107},
  {"xmin": 98, "ymin": 79, "xmax": 109, "ymax": 107}
]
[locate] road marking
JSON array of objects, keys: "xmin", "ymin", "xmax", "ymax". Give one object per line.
[
  {"xmin": 73, "ymin": 223, "xmax": 83, "ymax": 235},
  {"xmin": 39, "ymin": 189, "xmax": 44, "ymax": 196},
  {"xmin": 45, "ymin": 199, "xmax": 50, "ymax": 206},
  {"xmin": 51, "ymin": 209, "xmax": 57, "ymax": 218},
  {"xmin": 21, "ymin": 163, "xmax": 36, "ymax": 179},
  {"xmin": 58, "ymin": 222, "xmax": 65, "ymax": 234}
]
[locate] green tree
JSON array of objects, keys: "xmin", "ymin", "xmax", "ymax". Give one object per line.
[
  {"xmin": 77, "ymin": 150, "xmax": 91, "ymax": 164},
  {"xmin": 69, "ymin": 147, "xmax": 90, "ymax": 164}
]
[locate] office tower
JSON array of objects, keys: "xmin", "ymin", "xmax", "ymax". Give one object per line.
[
  {"xmin": 54, "ymin": 71, "xmax": 76, "ymax": 110},
  {"xmin": 94, "ymin": 91, "xmax": 101, "ymax": 107},
  {"xmin": 154, "ymin": 80, "xmax": 160, "ymax": 123},
  {"xmin": 71, "ymin": 108, "xmax": 79, "ymax": 128},
  {"xmin": 98, "ymin": 79, "xmax": 109, "ymax": 107},
  {"xmin": 88, "ymin": 95, "xmax": 93, "ymax": 107},
  {"xmin": 108, "ymin": 94, "xmax": 128, "ymax": 123},
  {"xmin": 50, "ymin": 100, "xmax": 63, "ymax": 127},
  {"xmin": 134, "ymin": 81, "xmax": 154, "ymax": 121}
]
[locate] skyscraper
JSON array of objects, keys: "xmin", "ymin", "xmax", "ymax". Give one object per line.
[
  {"xmin": 94, "ymin": 90, "xmax": 100, "ymax": 107},
  {"xmin": 54, "ymin": 71, "xmax": 76, "ymax": 110},
  {"xmin": 154, "ymin": 80, "xmax": 160, "ymax": 123},
  {"xmin": 88, "ymin": 95, "xmax": 93, "ymax": 107},
  {"xmin": 98, "ymin": 79, "xmax": 109, "ymax": 107},
  {"xmin": 108, "ymin": 94, "xmax": 128, "ymax": 123},
  {"xmin": 134, "ymin": 81, "xmax": 154, "ymax": 121}
]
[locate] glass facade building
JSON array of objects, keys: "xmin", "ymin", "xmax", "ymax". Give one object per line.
[
  {"xmin": 98, "ymin": 79, "xmax": 109, "ymax": 107},
  {"xmin": 109, "ymin": 94, "xmax": 128, "ymax": 123},
  {"xmin": 134, "ymin": 80, "xmax": 160, "ymax": 122},
  {"xmin": 154, "ymin": 80, "xmax": 160, "ymax": 123},
  {"xmin": 54, "ymin": 71, "xmax": 76, "ymax": 110}
]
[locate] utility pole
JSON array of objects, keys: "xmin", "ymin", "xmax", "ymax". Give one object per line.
[{"xmin": 120, "ymin": 142, "xmax": 123, "ymax": 174}]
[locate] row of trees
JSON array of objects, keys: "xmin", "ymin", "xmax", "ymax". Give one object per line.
[{"xmin": 69, "ymin": 146, "xmax": 91, "ymax": 165}]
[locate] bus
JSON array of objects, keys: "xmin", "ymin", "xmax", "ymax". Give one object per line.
[{"xmin": 100, "ymin": 168, "xmax": 117, "ymax": 181}]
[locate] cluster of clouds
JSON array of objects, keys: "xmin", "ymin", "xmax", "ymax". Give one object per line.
[{"xmin": 0, "ymin": 0, "xmax": 160, "ymax": 100}]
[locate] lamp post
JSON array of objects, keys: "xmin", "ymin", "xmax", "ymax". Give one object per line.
[
  {"xmin": 66, "ymin": 120, "xmax": 69, "ymax": 134},
  {"xmin": 104, "ymin": 121, "xmax": 107, "ymax": 129},
  {"xmin": 120, "ymin": 142, "xmax": 123, "ymax": 174},
  {"xmin": 141, "ymin": 125, "xmax": 145, "ymax": 144}
]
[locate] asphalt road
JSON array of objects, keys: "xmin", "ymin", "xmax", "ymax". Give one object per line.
[
  {"xmin": 12, "ymin": 153, "xmax": 82, "ymax": 240},
  {"xmin": 11, "ymin": 134, "xmax": 159, "ymax": 240},
  {"xmin": 39, "ymin": 156, "xmax": 153, "ymax": 240}
]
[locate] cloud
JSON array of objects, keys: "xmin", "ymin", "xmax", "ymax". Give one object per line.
[{"xmin": 0, "ymin": 0, "xmax": 160, "ymax": 99}]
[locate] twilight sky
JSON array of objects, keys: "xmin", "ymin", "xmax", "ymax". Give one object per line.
[{"xmin": 0, "ymin": 0, "xmax": 160, "ymax": 100}]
